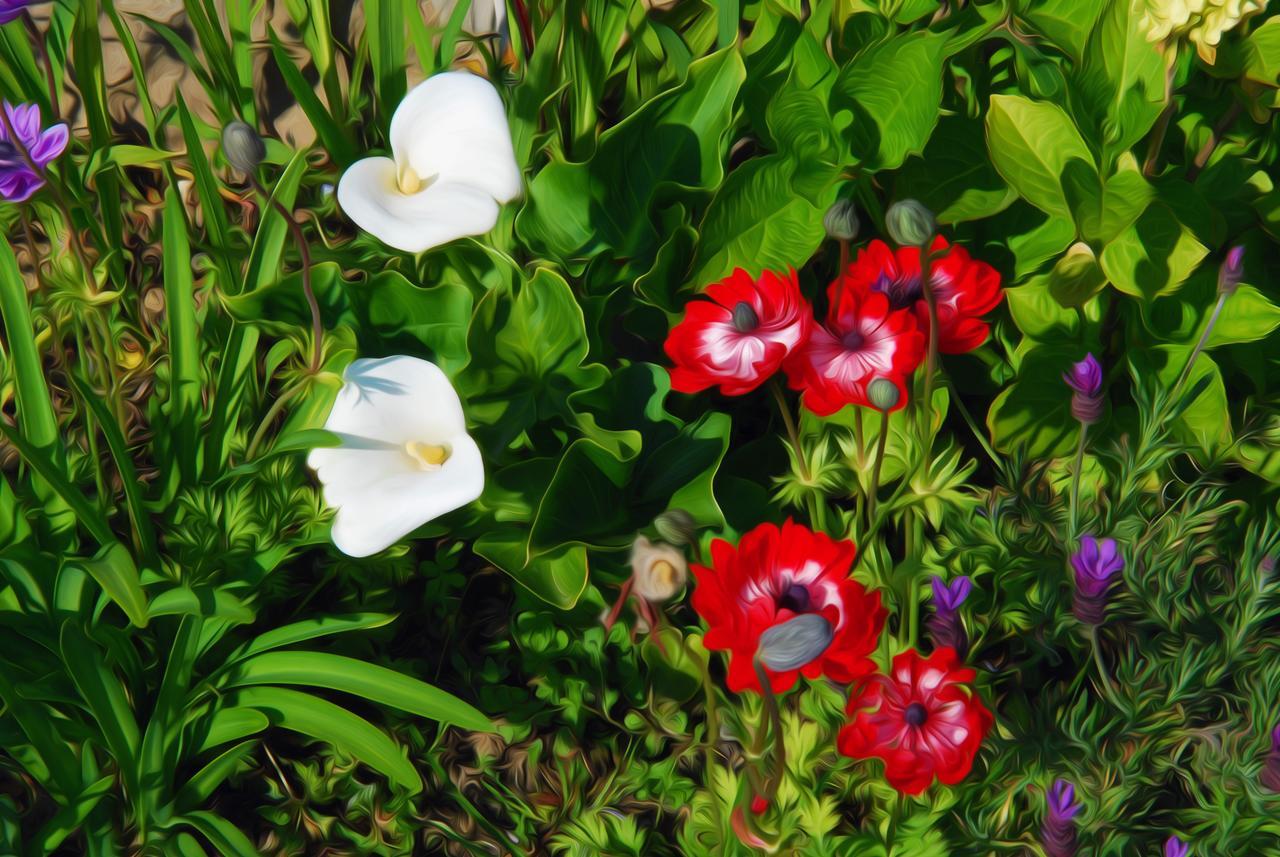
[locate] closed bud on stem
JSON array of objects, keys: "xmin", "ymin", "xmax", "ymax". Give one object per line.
[
  {"xmin": 1261, "ymin": 722, "xmax": 1280, "ymax": 793},
  {"xmin": 823, "ymin": 198, "xmax": 860, "ymax": 242},
  {"xmin": 884, "ymin": 199, "xmax": 936, "ymax": 248},
  {"xmin": 630, "ymin": 536, "xmax": 688, "ymax": 603},
  {"xmin": 866, "ymin": 377, "xmax": 901, "ymax": 413},
  {"xmin": 1219, "ymin": 245, "xmax": 1245, "ymax": 297},
  {"xmin": 222, "ymin": 120, "xmax": 266, "ymax": 174},
  {"xmin": 756, "ymin": 613, "xmax": 834, "ymax": 672},
  {"xmin": 653, "ymin": 508, "xmax": 697, "ymax": 548}
]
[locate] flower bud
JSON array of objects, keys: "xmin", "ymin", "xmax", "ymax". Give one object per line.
[
  {"xmin": 884, "ymin": 199, "xmax": 936, "ymax": 248},
  {"xmin": 629, "ymin": 536, "xmax": 688, "ymax": 602},
  {"xmin": 756, "ymin": 613, "xmax": 833, "ymax": 672},
  {"xmin": 1041, "ymin": 779, "xmax": 1081, "ymax": 857},
  {"xmin": 1164, "ymin": 836, "xmax": 1188, "ymax": 857},
  {"xmin": 823, "ymin": 198, "xmax": 860, "ymax": 242},
  {"xmin": 653, "ymin": 508, "xmax": 697, "ymax": 547},
  {"xmin": 1071, "ymin": 535, "xmax": 1124, "ymax": 625},
  {"xmin": 927, "ymin": 575, "xmax": 971, "ymax": 657},
  {"xmin": 1262, "ymin": 721, "xmax": 1280, "ymax": 793},
  {"xmin": 221, "ymin": 120, "xmax": 266, "ymax": 174},
  {"xmin": 1218, "ymin": 245, "xmax": 1245, "ymax": 297},
  {"xmin": 1063, "ymin": 354, "xmax": 1104, "ymax": 425},
  {"xmin": 866, "ymin": 377, "xmax": 901, "ymax": 412}
]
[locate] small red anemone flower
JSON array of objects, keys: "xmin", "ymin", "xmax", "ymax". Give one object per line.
[
  {"xmin": 837, "ymin": 647, "xmax": 993, "ymax": 795},
  {"xmin": 665, "ymin": 268, "xmax": 811, "ymax": 396},
  {"xmin": 842, "ymin": 237, "xmax": 1002, "ymax": 354},
  {"xmin": 691, "ymin": 520, "xmax": 886, "ymax": 695}
]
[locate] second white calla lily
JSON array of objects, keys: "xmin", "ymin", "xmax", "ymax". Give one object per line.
[
  {"xmin": 337, "ymin": 71, "xmax": 521, "ymax": 253},
  {"xmin": 307, "ymin": 355, "xmax": 484, "ymax": 557}
]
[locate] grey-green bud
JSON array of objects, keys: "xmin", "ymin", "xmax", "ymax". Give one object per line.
[
  {"xmin": 756, "ymin": 613, "xmax": 834, "ymax": 672},
  {"xmin": 867, "ymin": 377, "xmax": 901, "ymax": 412},
  {"xmin": 653, "ymin": 508, "xmax": 697, "ymax": 547},
  {"xmin": 731, "ymin": 301, "xmax": 759, "ymax": 333},
  {"xmin": 222, "ymin": 120, "xmax": 266, "ymax": 174},
  {"xmin": 823, "ymin": 199, "xmax": 860, "ymax": 242},
  {"xmin": 885, "ymin": 199, "xmax": 936, "ymax": 248}
]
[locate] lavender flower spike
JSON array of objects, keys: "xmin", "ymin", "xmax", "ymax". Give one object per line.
[
  {"xmin": 1261, "ymin": 721, "xmax": 1280, "ymax": 793},
  {"xmin": 1164, "ymin": 835, "xmax": 1189, "ymax": 857},
  {"xmin": 1064, "ymin": 353, "xmax": 1104, "ymax": 424},
  {"xmin": 0, "ymin": 1, "xmax": 36, "ymax": 25},
  {"xmin": 1218, "ymin": 245, "xmax": 1245, "ymax": 297},
  {"xmin": 926, "ymin": 575, "xmax": 971, "ymax": 657},
  {"xmin": 1071, "ymin": 536, "xmax": 1124, "ymax": 625},
  {"xmin": 1041, "ymin": 779, "xmax": 1081, "ymax": 857},
  {"xmin": 0, "ymin": 102, "xmax": 68, "ymax": 203}
]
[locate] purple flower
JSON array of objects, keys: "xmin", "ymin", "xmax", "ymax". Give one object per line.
[
  {"xmin": 1164, "ymin": 836, "xmax": 1188, "ymax": 857},
  {"xmin": 927, "ymin": 575, "xmax": 972, "ymax": 657},
  {"xmin": 0, "ymin": 1, "xmax": 35, "ymax": 25},
  {"xmin": 1041, "ymin": 779, "xmax": 1081, "ymax": 857},
  {"xmin": 1219, "ymin": 245, "xmax": 1245, "ymax": 296},
  {"xmin": 1063, "ymin": 354, "xmax": 1104, "ymax": 424},
  {"xmin": 1071, "ymin": 536, "xmax": 1124, "ymax": 625},
  {"xmin": 1263, "ymin": 720, "xmax": 1280, "ymax": 793},
  {"xmin": 0, "ymin": 102, "xmax": 68, "ymax": 203}
]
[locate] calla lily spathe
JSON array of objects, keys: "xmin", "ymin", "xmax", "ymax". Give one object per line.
[
  {"xmin": 307, "ymin": 356, "xmax": 484, "ymax": 557},
  {"xmin": 337, "ymin": 71, "xmax": 521, "ymax": 253}
]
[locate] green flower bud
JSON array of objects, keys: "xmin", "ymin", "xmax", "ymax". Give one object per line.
[
  {"xmin": 823, "ymin": 198, "xmax": 860, "ymax": 242},
  {"xmin": 867, "ymin": 377, "xmax": 901, "ymax": 412},
  {"xmin": 885, "ymin": 199, "xmax": 936, "ymax": 248},
  {"xmin": 653, "ymin": 508, "xmax": 697, "ymax": 547},
  {"xmin": 756, "ymin": 613, "xmax": 834, "ymax": 672},
  {"xmin": 221, "ymin": 120, "xmax": 266, "ymax": 174}
]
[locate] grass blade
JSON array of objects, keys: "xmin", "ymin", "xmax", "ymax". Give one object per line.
[{"xmin": 161, "ymin": 183, "xmax": 203, "ymax": 492}]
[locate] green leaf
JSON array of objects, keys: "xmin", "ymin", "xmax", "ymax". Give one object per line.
[
  {"xmin": 234, "ymin": 613, "xmax": 398, "ymax": 661},
  {"xmin": 223, "ymin": 651, "xmax": 493, "ymax": 731},
  {"xmin": 517, "ymin": 49, "xmax": 746, "ymax": 263},
  {"xmin": 832, "ymin": 31, "xmax": 950, "ymax": 171},
  {"xmin": 1099, "ymin": 204, "xmax": 1208, "ymax": 300},
  {"xmin": 32, "ymin": 775, "xmax": 114, "ymax": 854},
  {"xmin": 473, "ymin": 531, "xmax": 590, "ymax": 609},
  {"xmin": 162, "ymin": 181, "xmax": 202, "ymax": 488},
  {"xmin": 894, "ymin": 114, "xmax": 1016, "ymax": 224},
  {"xmin": 688, "ymin": 153, "xmax": 837, "ymax": 288},
  {"xmin": 225, "ymin": 686, "xmax": 422, "ymax": 792},
  {"xmin": 1046, "ymin": 242, "xmax": 1109, "ymax": 308},
  {"xmin": 1072, "ymin": 0, "xmax": 1166, "ymax": 161},
  {"xmin": 73, "ymin": 542, "xmax": 148, "ymax": 629},
  {"xmin": 1019, "ymin": 0, "xmax": 1107, "ymax": 59},
  {"xmin": 1131, "ymin": 345, "xmax": 1231, "ymax": 452},
  {"xmin": 986, "ymin": 94, "xmax": 1097, "ymax": 219},
  {"xmin": 181, "ymin": 810, "xmax": 262, "ymax": 857},
  {"xmin": 59, "ymin": 624, "xmax": 141, "ymax": 797},
  {"xmin": 987, "ymin": 344, "xmax": 1086, "ymax": 457},
  {"xmin": 1063, "ymin": 158, "xmax": 1154, "ymax": 244},
  {"xmin": 1206, "ymin": 285, "xmax": 1280, "ymax": 347}
]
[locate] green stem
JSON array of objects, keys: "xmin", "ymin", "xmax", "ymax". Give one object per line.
[
  {"xmin": 917, "ymin": 248, "xmax": 941, "ymax": 473},
  {"xmin": 945, "ymin": 378, "xmax": 1001, "ymax": 471},
  {"xmin": 245, "ymin": 383, "xmax": 305, "ymax": 461},
  {"xmin": 867, "ymin": 406, "xmax": 891, "ymax": 528},
  {"xmin": 906, "ymin": 516, "xmax": 923, "ymax": 647},
  {"xmin": 769, "ymin": 377, "xmax": 811, "ymax": 483},
  {"xmin": 1171, "ymin": 291, "xmax": 1227, "ymax": 401},
  {"xmin": 250, "ymin": 176, "xmax": 323, "ymax": 374},
  {"xmin": 1089, "ymin": 626, "xmax": 1124, "ymax": 711},
  {"xmin": 1069, "ymin": 421, "xmax": 1088, "ymax": 540},
  {"xmin": 752, "ymin": 659, "xmax": 786, "ymax": 804}
]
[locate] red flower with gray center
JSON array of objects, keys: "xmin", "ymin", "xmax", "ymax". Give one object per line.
[
  {"xmin": 784, "ymin": 276, "xmax": 924, "ymax": 416},
  {"xmin": 665, "ymin": 268, "xmax": 811, "ymax": 396},
  {"xmin": 844, "ymin": 236, "xmax": 1003, "ymax": 354},
  {"xmin": 690, "ymin": 520, "xmax": 885, "ymax": 695},
  {"xmin": 837, "ymin": 647, "xmax": 992, "ymax": 794}
]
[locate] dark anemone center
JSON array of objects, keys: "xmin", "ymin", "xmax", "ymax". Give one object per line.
[
  {"xmin": 840, "ymin": 330, "xmax": 865, "ymax": 350},
  {"xmin": 873, "ymin": 273, "xmax": 921, "ymax": 310},
  {"xmin": 731, "ymin": 301, "xmax": 759, "ymax": 333},
  {"xmin": 904, "ymin": 702, "xmax": 928, "ymax": 727},
  {"xmin": 777, "ymin": 583, "xmax": 810, "ymax": 613}
]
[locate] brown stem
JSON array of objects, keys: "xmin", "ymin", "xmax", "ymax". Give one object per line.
[
  {"xmin": 1187, "ymin": 100, "xmax": 1243, "ymax": 181},
  {"xmin": 23, "ymin": 12, "xmax": 60, "ymax": 122},
  {"xmin": 1143, "ymin": 50, "xmax": 1179, "ymax": 177},
  {"xmin": 511, "ymin": 0, "xmax": 534, "ymax": 59},
  {"xmin": 249, "ymin": 176, "xmax": 323, "ymax": 374}
]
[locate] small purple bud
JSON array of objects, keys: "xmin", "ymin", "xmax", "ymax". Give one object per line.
[
  {"xmin": 1041, "ymin": 779, "xmax": 1081, "ymax": 857},
  {"xmin": 1219, "ymin": 245, "xmax": 1245, "ymax": 296},
  {"xmin": 1164, "ymin": 836, "xmax": 1189, "ymax": 857},
  {"xmin": 1064, "ymin": 354, "xmax": 1105, "ymax": 424},
  {"xmin": 926, "ymin": 576, "xmax": 971, "ymax": 657},
  {"xmin": 1071, "ymin": 536, "xmax": 1124, "ymax": 625},
  {"xmin": 929, "ymin": 575, "xmax": 972, "ymax": 614},
  {"xmin": 1264, "ymin": 721, "xmax": 1280, "ymax": 793},
  {"xmin": 1271, "ymin": 721, "xmax": 1280, "ymax": 753}
]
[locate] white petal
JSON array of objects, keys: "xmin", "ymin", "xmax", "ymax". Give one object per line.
[
  {"xmin": 323, "ymin": 435, "xmax": 484, "ymax": 557},
  {"xmin": 389, "ymin": 71, "xmax": 521, "ymax": 204},
  {"xmin": 337, "ymin": 157, "xmax": 502, "ymax": 253},
  {"xmin": 308, "ymin": 356, "xmax": 468, "ymax": 449}
]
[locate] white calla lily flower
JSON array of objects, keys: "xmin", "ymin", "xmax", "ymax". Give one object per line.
[
  {"xmin": 307, "ymin": 356, "xmax": 484, "ymax": 557},
  {"xmin": 337, "ymin": 71, "xmax": 521, "ymax": 253}
]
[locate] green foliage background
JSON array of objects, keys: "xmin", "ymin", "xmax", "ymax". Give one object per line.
[{"xmin": 0, "ymin": 0, "xmax": 1279, "ymax": 854}]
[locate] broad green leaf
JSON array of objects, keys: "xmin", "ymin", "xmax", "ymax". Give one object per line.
[
  {"xmin": 894, "ymin": 114, "xmax": 1016, "ymax": 224},
  {"xmin": 225, "ymin": 686, "xmax": 422, "ymax": 792},
  {"xmin": 74, "ymin": 542, "xmax": 148, "ymax": 629},
  {"xmin": 1063, "ymin": 159, "xmax": 1154, "ymax": 244},
  {"xmin": 234, "ymin": 613, "xmax": 397, "ymax": 661},
  {"xmin": 1099, "ymin": 204, "xmax": 1208, "ymax": 300},
  {"xmin": 59, "ymin": 624, "xmax": 141, "ymax": 797},
  {"xmin": 223, "ymin": 651, "xmax": 493, "ymax": 731},
  {"xmin": 1206, "ymin": 285, "xmax": 1280, "ymax": 347},
  {"xmin": 517, "ymin": 49, "xmax": 746, "ymax": 262},
  {"xmin": 986, "ymin": 94, "xmax": 1096, "ymax": 219},
  {"xmin": 832, "ymin": 31, "xmax": 949, "ymax": 171},
  {"xmin": 1047, "ymin": 242, "xmax": 1109, "ymax": 308},
  {"xmin": 181, "ymin": 810, "xmax": 262, "ymax": 857},
  {"xmin": 1019, "ymin": 0, "xmax": 1107, "ymax": 59},
  {"xmin": 162, "ymin": 182, "xmax": 202, "ymax": 488},
  {"xmin": 987, "ymin": 344, "xmax": 1086, "ymax": 457},
  {"xmin": 1131, "ymin": 345, "xmax": 1231, "ymax": 452},
  {"xmin": 473, "ymin": 532, "xmax": 590, "ymax": 609}
]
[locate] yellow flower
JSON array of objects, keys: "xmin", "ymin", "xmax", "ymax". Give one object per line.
[{"xmin": 1141, "ymin": 0, "xmax": 1267, "ymax": 64}]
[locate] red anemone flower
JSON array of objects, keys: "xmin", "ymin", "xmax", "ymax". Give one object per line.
[
  {"xmin": 665, "ymin": 268, "xmax": 810, "ymax": 396},
  {"xmin": 691, "ymin": 520, "xmax": 886, "ymax": 695},
  {"xmin": 784, "ymin": 278, "xmax": 924, "ymax": 416},
  {"xmin": 837, "ymin": 647, "xmax": 993, "ymax": 795},
  {"xmin": 843, "ymin": 237, "xmax": 1002, "ymax": 354}
]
